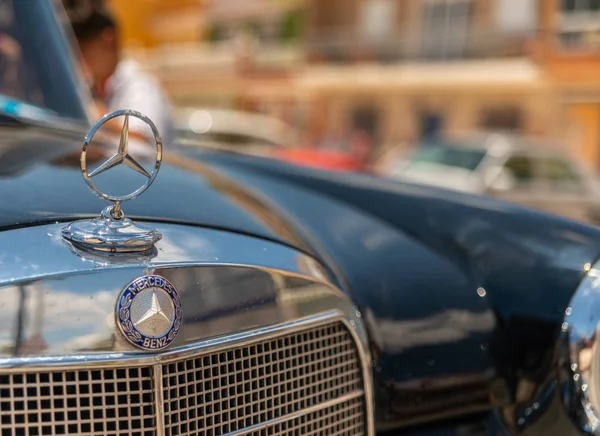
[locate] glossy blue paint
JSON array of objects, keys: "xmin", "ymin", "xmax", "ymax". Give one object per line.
[
  {"xmin": 194, "ymin": 150, "xmax": 600, "ymax": 433},
  {"xmin": 1, "ymin": 125, "xmax": 599, "ymax": 433}
]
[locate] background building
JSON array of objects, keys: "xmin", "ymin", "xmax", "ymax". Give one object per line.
[
  {"xmin": 302, "ymin": 0, "xmax": 552, "ymax": 153},
  {"xmin": 109, "ymin": 0, "xmax": 206, "ymax": 48},
  {"xmin": 535, "ymin": 0, "xmax": 600, "ymax": 170},
  {"xmin": 110, "ymin": 0, "xmax": 600, "ymax": 170}
]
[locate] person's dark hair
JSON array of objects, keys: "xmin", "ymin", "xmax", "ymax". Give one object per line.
[{"xmin": 62, "ymin": 0, "xmax": 116, "ymax": 43}]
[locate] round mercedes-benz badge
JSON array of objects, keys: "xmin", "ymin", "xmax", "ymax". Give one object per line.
[{"xmin": 116, "ymin": 275, "xmax": 182, "ymax": 350}]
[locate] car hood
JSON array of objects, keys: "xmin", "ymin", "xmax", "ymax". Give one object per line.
[
  {"xmin": 0, "ymin": 127, "xmax": 308, "ymax": 251},
  {"xmin": 187, "ymin": 150, "xmax": 600, "ymax": 429},
  {"xmin": 5, "ymin": 127, "xmax": 600, "ymax": 431}
]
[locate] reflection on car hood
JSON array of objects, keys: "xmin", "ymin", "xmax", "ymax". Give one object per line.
[{"xmin": 0, "ymin": 127, "xmax": 307, "ymax": 252}]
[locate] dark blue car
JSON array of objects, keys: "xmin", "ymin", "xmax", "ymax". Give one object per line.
[{"xmin": 0, "ymin": 2, "xmax": 599, "ymax": 436}]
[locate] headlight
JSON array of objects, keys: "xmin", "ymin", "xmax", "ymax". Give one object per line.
[{"xmin": 562, "ymin": 261, "xmax": 600, "ymax": 433}]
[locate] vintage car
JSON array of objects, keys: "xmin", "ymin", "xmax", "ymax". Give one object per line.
[
  {"xmin": 384, "ymin": 133, "xmax": 600, "ymax": 225},
  {"xmin": 3, "ymin": 2, "xmax": 600, "ymax": 436}
]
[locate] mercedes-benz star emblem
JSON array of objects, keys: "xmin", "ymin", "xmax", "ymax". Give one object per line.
[
  {"xmin": 61, "ymin": 109, "xmax": 163, "ymax": 253},
  {"xmin": 116, "ymin": 275, "xmax": 182, "ymax": 350},
  {"xmin": 88, "ymin": 114, "xmax": 151, "ymax": 179},
  {"xmin": 81, "ymin": 109, "xmax": 162, "ymax": 204}
]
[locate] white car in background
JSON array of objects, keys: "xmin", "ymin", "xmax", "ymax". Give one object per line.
[
  {"xmin": 174, "ymin": 107, "xmax": 298, "ymax": 155},
  {"xmin": 387, "ymin": 132, "xmax": 600, "ymax": 224}
]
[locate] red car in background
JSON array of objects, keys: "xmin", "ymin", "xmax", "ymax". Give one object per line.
[
  {"xmin": 175, "ymin": 108, "xmax": 370, "ymax": 172},
  {"xmin": 271, "ymin": 147, "xmax": 363, "ymax": 171}
]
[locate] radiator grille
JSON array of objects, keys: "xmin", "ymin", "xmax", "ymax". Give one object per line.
[
  {"xmin": 0, "ymin": 322, "xmax": 365, "ymax": 436},
  {"xmin": 162, "ymin": 323, "xmax": 363, "ymax": 436},
  {"xmin": 0, "ymin": 367, "xmax": 155, "ymax": 436},
  {"xmin": 248, "ymin": 397, "xmax": 364, "ymax": 436}
]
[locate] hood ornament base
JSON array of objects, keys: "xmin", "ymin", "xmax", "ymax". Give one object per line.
[
  {"xmin": 62, "ymin": 205, "xmax": 162, "ymax": 253},
  {"xmin": 61, "ymin": 109, "xmax": 163, "ymax": 253}
]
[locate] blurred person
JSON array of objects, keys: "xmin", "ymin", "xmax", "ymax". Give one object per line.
[
  {"xmin": 0, "ymin": 33, "xmax": 25, "ymax": 101},
  {"xmin": 62, "ymin": 0, "xmax": 174, "ymax": 148}
]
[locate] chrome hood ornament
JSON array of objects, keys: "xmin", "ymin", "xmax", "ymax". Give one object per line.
[{"xmin": 61, "ymin": 109, "xmax": 163, "ymax": 253}]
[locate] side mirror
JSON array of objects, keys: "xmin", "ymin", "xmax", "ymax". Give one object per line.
[{"xmin": 485, "ymin": 166, "xmax": 515, "ymax": 192}]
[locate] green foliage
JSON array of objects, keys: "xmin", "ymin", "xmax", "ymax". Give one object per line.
[
  {"xmin": 207, "ymin": 23, "xmax": 224, "ymax": 42},
  {"xmin": 279, "ymin": 9, "xmax": 305, "ymax": 42}
]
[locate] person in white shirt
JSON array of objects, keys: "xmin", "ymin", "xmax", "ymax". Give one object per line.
[{"xmin": 63, "ymin": 0, "xmax": 174, "ymax": 147}]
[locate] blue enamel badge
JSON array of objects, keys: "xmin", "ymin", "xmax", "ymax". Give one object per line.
[{"xmin": 116, "ymin": 275, "xmax": 182, "ymax": 350}]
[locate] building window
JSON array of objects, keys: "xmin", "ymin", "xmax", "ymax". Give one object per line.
[
  {"xmin": 540, "ymin": 157, "xmax": 583, "ymax": 191},
  {"xmin": 420, "ymin": 0, "xmax": 472, "ymax": 60},
  {"xmin": 419, "ymin": 112, "xmax": 444, "ymax": 141},
  {"xmin": 562, "ymin": 0, "xmax": 600, "ymax": 12},
  {"xmin": 359, "ymin": 0, "xmax": 396, "ymax": 43},
  {"xmin": 495, "ymin": 0, "xmax": 537, "ymax": 35},
  {"xmin": 558, "ymin": 0, "xmax": 600, "ymax": 50},
  {"xmin": 504, "ymin": 155, "xmax": 535, "ymax": 185},
  {"xmin": 480, "ymin": 107, "xmax": 523, "ymax": 131},
  {"xmin": 351, "ymin": 105, "xmax": 380, "ymax": 140}
]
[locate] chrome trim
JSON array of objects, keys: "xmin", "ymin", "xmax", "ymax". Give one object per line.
[
  {"xmin": 0, "ymin": 312, "xmax": 342, "ymax": 369},
  {"xmin": 154, "ymin": 363, "xmax": 166, "ymax": 436},
  {"xmin": 62, "ymin": 109, "xmax": 164, "ymax": 252},
  {"xmin": 0, "ymin": 222, "xmax": 328, "ymax": 285},
  {"xmin": 561, "ymin": 259, "xmax": 600, "ymax": 434},
  {"xmin": 0, "ymin": 364, "xmax": 157, "ymax": 435},
  {"xmin": 0, "ymin": 315, "xmax": 371, "ymax": 435},
  {"xmin": 61, "ymin": 206, "xmax": 163, "ymax": 253},
  {"xmin": 160, "ymin": 320, "xmax": 364, "ymax": 435},
  {"xmin": 0, "ymin": 221, "xmax": 374, "ymax": 434},
  {"xmin": 227, "ymin": 390, "xmax": 364, "ymax": 436},
  {"xmin": 0, "ymin": 222, "xmax": 341, "ymax": 357},
  {"xmin": 346, "ymin": 317, "xmax": 375, "ymax": 436},
  {"xmin": 81, "ymin": 109, "xmax": 162, "ymax": 204}
]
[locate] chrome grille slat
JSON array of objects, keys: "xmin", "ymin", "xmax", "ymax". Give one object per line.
[
  {"xmin": 0, "ymin": 321, "xmax": 366, "ymax": 435},
  {"xmin": 248, "ymin": 396, "xmax": 364, "ymax": 436},
  {"xmin": 0, "ymin": 367, "xmax": 156, "ymax": 436}
]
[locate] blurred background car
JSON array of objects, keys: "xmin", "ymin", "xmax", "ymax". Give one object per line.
[
  {"xmin": 383, "ymin": 132, "xmax": 600, "ymax": 224},
  {"xmin": 175, "ymin": 106, "xmax": 370, "ymax": 171},
  {"xmin": 175, "ymin": 106, "xmax": 297, "ymax": 150}
]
